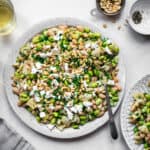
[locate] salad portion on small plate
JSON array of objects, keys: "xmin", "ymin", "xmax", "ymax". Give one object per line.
[
  {"xmin": 4, "ymin": 18, "xmax": 125, "ymax": 139},
  {"xmin": 121, "ymin": 75, "xmax": 150, "ymax": 150}
]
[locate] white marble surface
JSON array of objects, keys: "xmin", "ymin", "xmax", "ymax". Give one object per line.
[{"xmin": 0, "ymin": 0, "xmax": 150, "ymax": 149}]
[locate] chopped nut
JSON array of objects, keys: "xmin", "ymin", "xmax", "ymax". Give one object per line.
[
  {"xmin": 12, "ymin": 87, "xmax": 20, "ymax": 95},
  {"xmin": 55, "ymin": 105, "xmax": 62, "ymax": 111},
  {"xmin": 103, "ymin": 24, "xmax": 107, "ymax": 29},
  {"xmin": 117, "ymin": 25, "xmax": 121, "ymax": 30},
  {"xmin": 100, "ymin": 0, "xmax": 122, "ymax": 14}
]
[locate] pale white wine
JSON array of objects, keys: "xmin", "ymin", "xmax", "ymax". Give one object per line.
[{"xmin": 0, "ymin": 0, "xmax": 16, "ymax": 35}]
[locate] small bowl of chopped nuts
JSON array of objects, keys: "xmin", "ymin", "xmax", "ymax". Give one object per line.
[{"xmin": 91, "ymin": 0, "xmax": 125, "ymax": 17}]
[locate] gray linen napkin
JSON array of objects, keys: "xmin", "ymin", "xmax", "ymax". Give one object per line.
[{"xmin": 0, "ymin": 118, "xmax": 35, "ymax": 150}]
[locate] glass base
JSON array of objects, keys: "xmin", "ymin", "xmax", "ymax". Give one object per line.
[
  {"xmin": 0, "ymin": 0, "xmax": 16, "ymax": 36},
  {"xmin": 0, "ymin": 18, "xmax": 16, "ymax": 36}
]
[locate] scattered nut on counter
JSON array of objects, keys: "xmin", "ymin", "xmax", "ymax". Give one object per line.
[
  {"xmin": 100, "ymin": 0, "xmax": 122, "ymax": 14},
  {"xmin": 103, "ymin": 24, "xmax": 107, "ymax": 28},
  {"xmin": 117, "ymin": 25, "xmax": 121, "ymax": 30}
]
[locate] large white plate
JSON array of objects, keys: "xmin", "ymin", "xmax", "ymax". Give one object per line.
[
  {"xmin": 4, "ymin": 18, "xmax": 126, "ymax": 139},
  {"xmin": 121, "ymin": 75, "xmax": 150, "ymax": 150}
]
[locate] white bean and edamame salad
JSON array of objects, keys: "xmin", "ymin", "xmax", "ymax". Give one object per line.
[
  {"xmin": 129, "ymin": 92, "xmax": 150, "ymax": 149},
  {"xmin": 12, "ymin": 25, "xmax": 121, "ymax": 130}
]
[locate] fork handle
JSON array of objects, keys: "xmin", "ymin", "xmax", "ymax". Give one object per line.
[{"xmin": 109, "ymin": 118, "xmax": 118, "ymax": 140}]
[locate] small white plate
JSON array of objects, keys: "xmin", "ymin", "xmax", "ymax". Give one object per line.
[
  {"xmin": 3, "ymin": 17, "xmax": 126, "ymax": 139},
  {"xmin": 128, "ymin": 0, "xmax": 150, "ymax": 35},
  {"xmin": 121, "ymin": 74, "xmax": 150, "ymax": 150}
]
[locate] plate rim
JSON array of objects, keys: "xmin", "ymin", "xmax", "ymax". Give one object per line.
[{"xmin": 3, "ymin": 17, "xmax": 126, "ymax": 139}]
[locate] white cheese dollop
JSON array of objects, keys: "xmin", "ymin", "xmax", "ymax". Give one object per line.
[
  {"xmin": 31, "ymin": 67, "xmax": 38, "ymax": 74},
  {"xmin": 37, "ymin": 104, "xmax": 42, "ymax": 111},
  {"xmin": 104, "ymin": 47, "xmax": 112, "ymax": 55},
  {"xmin": 70, "ymin": 107, "xmax": 78, "ymax": 113},
  {"xmin": 54, "ymin": 31, "xmax": 63, "ymax": 41},
  {"xmin": 40, "ymin": 90, "xmax": 46, "ymax": 96},
  {"xmin": 52, "ymin": 46, "xmax": 59, "ymax": 52},
  {"xmin": 64, "ymin": 92, "xmax": 72, "ymax": 100},
  {"xmin": 91, "ymin": 43, "xmax": 99, "ymax": 49},
  {"xmin": 31, "ymin": 65, "xmax": 42, "ymax": 74},
  {"xmin": 64, "ymin": 63, "xmax": 69, "ymax": 72},
  {"xmin": 23, "ymin": 84, "xmax": 27, "ymax": 90},
  {"xmin": 33, "ymin": 86, "xmax": 38, "ymax": 91},
  {"xmin": 85, "ymin": 42, "xmax": 91, "ymax": 49},
  {"xmin": 39, "ymin": 52, "xmax": 52, "ymax": 58},
  {"xmin": 45, "ymin": 91, "xmax": 55, "ymax": 99},
  {"xmin": 106, "ymin": 39, "xmax": 111, "ymax": 45},
  {"xmin": 92, "ymin": 48, "xmax": 101, "ymax": 56},
  {"xmin": 107, "ymin": 80, "xmax": 115, "ymax": 85},
  {"xmin": 84, "ymin": 93, "xmax": 92, "ymax": 100},
  {"xmin": 83, "ymin": 80, "xmax": 88, "ymax": 88},
  {"xmin": 47, "ymin": 124, "xmax": 55, "ymax": 130},
  {"xmin": 49, "ymin": 105, "xmax": 54, "ymax": 110},
  {"xmin": 92, "ymin": 91, "xmax": 96, "ymax": 97},
  {"xmin": 30, "ymin": 43, "xmax": 34, "ymax": 48},
  {"xmin": 43, "ymin": 45, "xmax": 51, "ymax": 50},
  {"xmin": 37, "ymin": 104, "xmax": 42, "ymax": 108},
  {"xmin": 50, "ymin": 73, "xmax": 59, "ymax": 78},
  {"xmin": 83, "ymin": 101, "xmax": 93, "ymax": 107},
  {"xmin": 30, "ymin": 86, "xmax": 38, "ymax": 96},
  {"xmin": 57, "ymin": 95, "xmax": 61, "ymax": 100},
  {"xmin": 51, "ymin": 79, "xmax": 59, "ymax": 87},
  {"xmin": 66, "ymin": 101, "xmax": 73, "ymax": 107},
  {"xmin": 39, "ymin": 53, "xmax": 48, "ymax": 58},
  {"xmin": 35, "ymin": 62, "xmax": 42, "ymax": 69},
  {"xmin": 85, "ymin": 42, "xmax": 98, "ymax": 49},
  {"xmin": 70, "ymin": 104, "xmax": 83, "ymax": 113},
  {"xmin": 64, "ymin": 107, "xmax": 73, "ymax": 120},
  {"xmin": 50, "ymin": 66, "xmax": 57, "ymax": 72},
  {"xmin": 69, "ymin": 84, "xmax": 74, "ymax": 89},
  {"xmin": 40, "ymin": 112, "xmax": 46, "ymax": 118},
  {"xmin": 75, "ymin": 104, "xmax": 83, "ymax": 113},
  {"xmin": 34, "ymin": 95, "xmax": 40, "ymax": 102}
]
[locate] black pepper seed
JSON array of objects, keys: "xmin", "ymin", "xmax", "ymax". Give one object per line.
[{"xmin": 132, "ymin": 11, "xmax": 142, "ymax": 24}]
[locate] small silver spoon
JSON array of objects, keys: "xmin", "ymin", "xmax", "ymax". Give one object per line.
[{"xmin": 104, "ymin": 84, "xmax": 118, "ymax": 140}]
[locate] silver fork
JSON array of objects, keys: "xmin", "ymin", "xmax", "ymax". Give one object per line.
[{"xmin": 104, "ymin": 84, "xmax": 118, "ymax": 140}]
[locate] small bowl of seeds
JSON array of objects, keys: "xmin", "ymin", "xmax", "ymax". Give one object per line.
[
  {"xmin": 128, "ymin": 0, "xmax": 150, "ymax": 35},
  {"xmin": 91, "ymin": 0, "xmax": 125, "ymax": 17}
]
